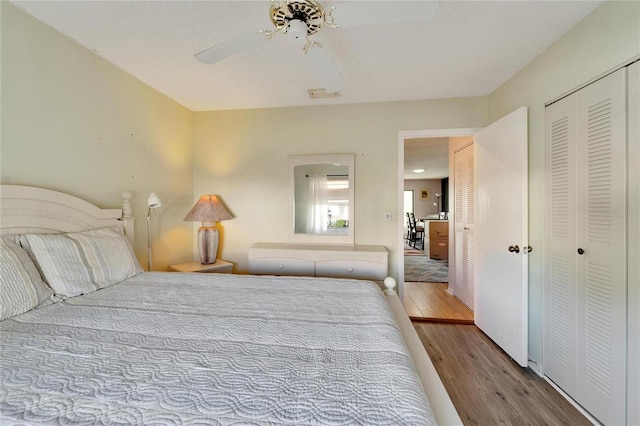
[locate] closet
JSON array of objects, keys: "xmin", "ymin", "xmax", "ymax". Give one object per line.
[{"xmin": 544, "ymin": 63, "xmax": 638, "ymax": 425}]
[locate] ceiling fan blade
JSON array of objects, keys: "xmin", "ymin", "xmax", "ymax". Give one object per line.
[
  {"xmin": 305, "ymin": 45, "xmax": 344, "ymax": 93},
  {"xmin": 330, "ymin": 1, "xmax": 439, "ymax": 28},
  {"xmin": 194, "ymin": 32, "xmax": 267, "ymax": 64}
]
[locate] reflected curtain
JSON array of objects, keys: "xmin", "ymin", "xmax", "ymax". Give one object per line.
[{"xmin": 307, "ymin": 174, "xmax": 328, "ymax": 233}]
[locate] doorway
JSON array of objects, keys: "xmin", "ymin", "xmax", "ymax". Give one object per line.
[
  {"xmin": 398, "ymin": 128, "xmax": 479, "ymax": 322},
  {"xmin": 399, "ymin": 108, "xmax": 530, "ymax": 367}
]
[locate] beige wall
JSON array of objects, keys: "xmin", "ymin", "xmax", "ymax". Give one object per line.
[
  {"xmin": 0, "ymin": 2, "xmax": 195, "ymax": 270},
  {"xmin": 488, "ymin": 0, "xmax": 640, "ymax": 365},
  {"xmin": 193, "ymin": 98, "xmax": 489, "ymax": 279}
]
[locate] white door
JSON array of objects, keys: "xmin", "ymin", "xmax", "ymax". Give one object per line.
[
  {"xmin": 453, "ymin": 143, "xmax": 474, "ymax": 309},
  {"xmin": 474, "ymin": 107, "xmax": 529, "ymax": 367},
  {"xmin": 544, "ymin": 93, "xmax": 578, "ymax": 395},
  {"xmin": 574, "ymin": 67, "xmax": 627, "ymax": 426}
]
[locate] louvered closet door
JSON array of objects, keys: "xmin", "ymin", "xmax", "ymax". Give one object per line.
[
  {"xmin": 574, "ymin": 68, "xmax": 627, "ymax": 426},
  {"xmin": 545, "ymin": 67, "xmax": 628, "ymax": 425},
  {"xmin": 627, "ymin": 60, "xmax": 640, "ymax": 426},
  {"xmin": 544, "ymin": 94, "xmax": 578, "ymax": 397},
  {"xmin": 453, "ymin": 143, "xmax": 474, "ymax": 310}
]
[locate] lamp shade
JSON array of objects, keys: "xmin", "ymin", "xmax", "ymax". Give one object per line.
[
  {"xmin": 183, "ymin": 195, "xmax": 233, "ymax": 223},
  {"xmin": 147, "ymin": 193, "xmax": 162, "ymax": 208}
]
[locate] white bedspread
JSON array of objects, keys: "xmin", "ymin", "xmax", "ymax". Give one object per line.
[{"xmin": 1, "ymin": 272, "xmax": 436, "ymax": 425}]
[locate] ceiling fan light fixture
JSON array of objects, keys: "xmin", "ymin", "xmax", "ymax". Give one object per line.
[
  {"xmin": 286, "ymin": 19, "xmax": 308, "ymax": 43},
  {"xmin": 270, "ymin": 0, "xmax": 324, "ymax": 35}
]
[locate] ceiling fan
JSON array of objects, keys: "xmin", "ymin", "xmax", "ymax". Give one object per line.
[{"xmin": 194, "ymin": 0, "xmax": 439, "ymax": 93}]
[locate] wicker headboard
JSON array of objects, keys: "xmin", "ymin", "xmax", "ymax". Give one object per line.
[{"xmin": 0, "ymin": 185, "xmax": 134, "ymax": 244}]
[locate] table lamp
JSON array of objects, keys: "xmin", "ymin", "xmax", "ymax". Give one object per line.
[{"xmin": 184, "ymin": 194, "xmax": 233, "ymax": 264}]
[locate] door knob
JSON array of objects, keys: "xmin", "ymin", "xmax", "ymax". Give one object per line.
[
  {"xmin": 508, "ymin": 245, "xmax": 520, "ymax": 253},
  {"xmin": 577, "ymin": 248, "xmax": 585, "ymax": 255}
]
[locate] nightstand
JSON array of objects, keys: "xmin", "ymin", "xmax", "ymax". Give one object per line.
[{"xmin": 169, "ymin": 259, "xmax": 233, "ymax": 273}]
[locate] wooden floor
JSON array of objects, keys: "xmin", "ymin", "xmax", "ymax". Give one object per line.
[
  {"xmin": 404, "ymin": 281, "xmax": 474, "ymax": 323},
  {"xmin": 414, "ymin": 322, "xmax": 590, "ymax": 425}
]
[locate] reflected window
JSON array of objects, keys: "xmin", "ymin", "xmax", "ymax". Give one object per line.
[
  {"xmin": 327, "ymin": 176, "xmax": 349, "ymax": 229},
  {"xmin": 294, "ymin": 166, "xmax": 349, "ymax": 235}
]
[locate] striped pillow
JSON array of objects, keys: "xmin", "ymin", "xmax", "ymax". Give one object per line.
[
  {"xmin": 0, "ymin": 236, "xmax": 55, "ymax": 320},
  {"xmin": 20, "ymin": 226, "xmax": 142, "ymax": 298}
]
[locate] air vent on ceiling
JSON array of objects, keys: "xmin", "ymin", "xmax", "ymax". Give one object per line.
[{"xmin": 307, "ymin": 88, "xmax": 340, "ymax": 99}]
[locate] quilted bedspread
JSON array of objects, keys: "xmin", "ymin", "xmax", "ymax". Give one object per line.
[{"xmin": 1, "ymin": 272, "xmax": 436, "ymax": 425}]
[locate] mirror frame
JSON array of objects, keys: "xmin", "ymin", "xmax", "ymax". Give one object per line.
[{"xmin": 288, "ymin": 154, "xmax": 355, "ymax": 245}]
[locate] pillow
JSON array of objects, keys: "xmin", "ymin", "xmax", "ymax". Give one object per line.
[
  {"xmin": 0, "ymin": 236, "xmax": 55, "ymax": 320},
  {"xmin": 20, "ymin": 226, "xmax": 142, "ymax": 298}
]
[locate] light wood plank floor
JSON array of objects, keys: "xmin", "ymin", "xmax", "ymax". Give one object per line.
[
  {"xmin": 414, "ymin": 322, "xmax": 590, "ymax": 425},
  {"xmin": 404, "ymin": 282, "xmax": 474, "ymax": 323}
]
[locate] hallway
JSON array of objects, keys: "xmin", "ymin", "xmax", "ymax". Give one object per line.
[{"xmin": 404, "ymin": 281, "xmax": 473, "ymax": 323}]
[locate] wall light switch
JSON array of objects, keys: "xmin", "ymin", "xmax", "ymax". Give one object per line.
[{"xmin": 384, "ymin": 212, "xmax": 394, "ymax": 222}]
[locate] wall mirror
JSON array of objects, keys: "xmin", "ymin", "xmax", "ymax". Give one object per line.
[{"xmin": 288, "ymin": 154, "xmax": 355, "ymax": 245}]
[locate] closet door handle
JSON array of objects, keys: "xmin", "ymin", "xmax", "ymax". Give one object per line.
[
  {"xmin": 508, "ymin": 245, "xmax": 520, "ymax": 253},
  {"xmin": 577, "ymin": 248, "xmax": 585, "ymax": 255}
]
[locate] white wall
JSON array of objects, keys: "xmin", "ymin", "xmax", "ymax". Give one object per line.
[
  {"xmin": 488, "ymin": 0, "xmax": 640, "ymax": 365},
  {"xmin": 193, "ymin": 99, "xmax": 489, "ymax": 280},
  {"xmin": 0, "ymin": 2, "xmax": 195, "ymax": 270}
]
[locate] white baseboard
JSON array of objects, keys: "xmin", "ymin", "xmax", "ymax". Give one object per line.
[{"xmin": 542, "ymin": 376, "xmax": 602, "ymax": 426}]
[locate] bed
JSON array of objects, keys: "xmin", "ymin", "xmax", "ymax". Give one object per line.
[{"xmin": 0, "ymin": 185, "xmax": 461, "ymax": 425}]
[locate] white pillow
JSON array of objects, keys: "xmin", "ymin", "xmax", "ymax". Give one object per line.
[
  {"xmin": 0, "ymin": 236, "xmax": 55, "ymax": 320},
  {"xmin": 20, "ymin": 226, "xmax": 142, "ymax": 298}
]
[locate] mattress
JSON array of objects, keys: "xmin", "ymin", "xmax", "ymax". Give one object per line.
[{"xmin": 1, "ymin": 272, "xmax": 436, "ymax": 425}]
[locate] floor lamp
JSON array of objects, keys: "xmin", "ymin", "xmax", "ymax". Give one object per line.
[
  {"xmin": 433, "ymin": 193, "xmax": 441, "ymax": 215},
  {"xmin": 146, "ymin": 193, "xmax": 161, "ymax": 271}
]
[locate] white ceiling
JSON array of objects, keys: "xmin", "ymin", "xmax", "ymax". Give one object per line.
[
  {"xmin": 404, "ymin": 137, "xmax": 450, "ymax": 180},
  {"xmin": 12, "ymin": 0, "xmax": 602, "ymax": 112}
]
